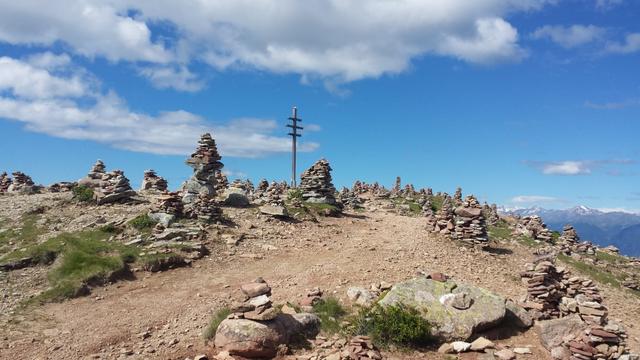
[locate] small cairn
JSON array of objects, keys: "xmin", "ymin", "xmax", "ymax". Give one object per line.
[
  {"xmin": 0, "ymin": 172, "xmax": 12, "ymax": 193},
  {"xmin": 431, "ymin": 197, "xmax": 455, "ymax": 236},
  {"xmin": 214, "ymin": 170, "xmax": 229, "ymax": 192},
  {"xmin": 520, "ymin": 257, "xmax": 564, "ymax": 319},
  {"xmin": 181, "ymin": 133, "xmax": 223, "ymax": 204},
  {"xmin": 299, "ymin": 159, "xmax": 338, "ymax": 205},
  {"xmin": 154, "ymin": 191, "xmax": 183, "ymax": 215},
  {"xmin": 622, "ymin": 276, "xmax": 640, "ymax": 291},
  {"xmin": 453, "ymin": 187, "xmax": 463, "ymax": 205},
  {"xmin": 338, "ymin": 187, "xmax": 364, "ymax": 209},
  {"xmin": 8, "ymin": 171, "xmax": 37, "ymax": 194},
  {"xmin": 186, "ymin": 193, "xmax": 223, "ymax": 223},
  {"xmin": 94, "ymin": 170, "xmax": 136, "ymax": 205},
  {"xmin": 78, "ymin": 160, "xmax": 107, "ymax": 188},
  {"xmin": 515, "ymin": 216, "xmax": 554, "ymax": 242},
  {"xmin": 230, "ymin": 278, "xmax": 279, "ymax": 321},
  {"xmin": 559, "ymin": 225, "xmax": 580, "ymax": 245},
  {"xmin": 346, "ymin": 336, "xmax": 382, "ymax": 359},
  {"xmin": 140, "ymin": 169, "xmax": 168, "ymax": 192},
  {"xmin": 392, "ymin": 176, "xmax": 401, "ymax": 194},
  {"xmin": 48, "ymin": 182, "xmax": 75, "ymax": 193},
  {"xmin": 483, "ymin": 203, "xmax": 500, "ymax": 226},
  {"xmin": 256, "ymin": 179, "xmax": 269, "ymax": 194},
  {"xmin": 453, "ymin": 195, "xmax": 489, "ymax": 247}
]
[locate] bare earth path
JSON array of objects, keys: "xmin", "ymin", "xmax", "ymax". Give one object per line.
[{"xmin": 1, "ymin": 206, "xmax": 638, "ymax": 359}]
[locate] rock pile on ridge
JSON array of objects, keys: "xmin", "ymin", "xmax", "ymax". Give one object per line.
[
  {"xmin": 94, "ymin": 170, "xmax": 136, "ymax": 205},
  {"xmin": 429, "ymin": 197, "xmax": 454, "ymax": 236},
  {"xmin": 7, "ymin": 172, "xmax": 38, "ymax": 194},
  {"xmin": 186, "ymin": 193, "xmax": 223, "ymax": 223},
  {"xmin": 154, "ymin": 191, "xmax": 183, "ymax": 216},
  {"xmin": 78, "ymin": 160, "xmax": 106, "ymax": 188},
  {"xmin": 48, "ymin": 182, "xmax": 75, "ymax": 193},
  {"xmin": 140, "ymin": 169, "xmax": 168, "ymax": 192},
  {"xmin": 214, "ymin": 170, "xmax": 229, "ymax": 192},
  {"xmin": 452, "ymin": 195, "xmax": 489, "ymax": 247},
  {"xmin": 0, "ymin": 172, "xmax": 12, "ymax": 193},
  {"xmin": 483, "ymin": 203, "xmax": 500, "ymax": 225},
  {"xmin": 515, "ymin": 215, "xmax": 554, "ymax": 242},
  {"xmin": 454, "ymin": 187, "xmax": 463, "ymax": 204},
  {"xmin": 299, "ymin": 159, "xmax": 337, "ymax": 206},
  {"xmin": 520, "ymin": 258, "xmax": 564, "ymax": 319},
  {"xmin": 181, "ymin": 133, "xmax": 223, "ymax": 204},
  {"xmin": 338, "ymin": 187, "xmax": 364, "ymax": 209}
]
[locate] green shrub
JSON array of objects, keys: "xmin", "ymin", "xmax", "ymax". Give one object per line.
[
  {"xmin": 128, "ymin": 214, "xmax": 157, "ymax": 231},
  {"xmin": 203, "ymin": 308, "xmax": 232, "ymax": 341},
  {"xmin": 287, "ymin": 188, "xmax": 303, "ymax": 201},
  {"xmin": 72, "ymin": 185, "xmax": 94, "ymax": 203},
  {"xmin": 313, "ymin": 297, "xmax": 347, "ymax": 333},
  {"xmin": 349, "ymin": 304, "xmax": 433, "ymax": 348}
]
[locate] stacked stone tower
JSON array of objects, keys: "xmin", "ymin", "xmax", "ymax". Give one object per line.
[
  {"xmin": 299, "ymin": 159, "xmax": 337, "ymax": 205},
  {"xmin": 181, "ymin": 133, "xmax": 224, "ymax": 204}
]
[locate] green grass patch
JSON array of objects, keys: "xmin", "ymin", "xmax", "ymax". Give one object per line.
[
  {"xmin": 138, "ymin": 252, "xmax": 185, "ymax": 272},
  {"xmin": 488, "ymin": 224, "xmax": 512, "ymax": 241},
  {"xmin": 203, "ymin": 308, "xmax": 232, "ymax": 341},
  {"xmin": 128, "ymin": 213, "xmax": 157, "ymax": 231},
  {"xmin": 595, "ymin": 250, "xmax": 628, "ymax": 265},
  {"xmin": 429, "ymin": 195, "xmax": 446, "ymax": 213},
  {"xmin": 312, "ymin": 297, "xmax": 348, "ymax": 334},
  {"xmin": 72, "ymin": 185, "xmax": 94, "ymax": 203},
  {"xmin": 302, "ymin": 202, "xmax": 340, "ymax": 216},
  {"xmin": 0, "ymin": 214, "xmax": 43, "ymax": 254},
  {"xmin": 287, "ymin": 188, "xmax": 303, "ymax": 201},
  {"xmin": 348, "ymin": 304, "xmax": 433, "ymax": 348},
  {"xmin": 558, "ymin": 254, "xmax": 623, "ymax": 288}
]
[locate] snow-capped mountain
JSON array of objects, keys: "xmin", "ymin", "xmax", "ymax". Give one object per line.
[{"xmin": 500, "ymin": 205, "xmax": 640, "ymax": 257}]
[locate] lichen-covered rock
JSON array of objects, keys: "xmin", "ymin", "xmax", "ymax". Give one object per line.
[
  {"xmin": 536, "ymin": 314, "xmax": 587, "ymax": 350},
  {"xmin": 378, "ymin": 277, "xmax": 506, "ymax": 341}
]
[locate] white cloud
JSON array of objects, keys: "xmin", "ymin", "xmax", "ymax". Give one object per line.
[
  {"xmin": 605, "ymin": 33, "xmax": 640, "ymax": 54},
  {"xmin": 511, "ymin": 195, "xmax": 560, "ymax": 204},
  {"xmin": 585, "ymin": 98, "xmax": 640, "ymax": 109},
  {"xmin": 139, "ymin": 66, "xmax": 205, "ymax": 92},
  {"xmin": 531, "ymin": 25, "xmax": 605, "ymax": 48},
  {"xmin": 542, "ymin": 161, "xmax": 592, "ymax": 175},
  {"xmin": 0, "ymin": 54, "xmax": 318, "ymax": 157},
  {"xmin": 0, "ymin": 0, "xmax": 556, "ymax": 88},
  {"xmin": 595, "ymin": 0, "xmax": 624, "ymax": 10}
]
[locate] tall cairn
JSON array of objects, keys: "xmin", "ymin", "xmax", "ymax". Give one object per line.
[
  {"xmin": 392, "ymin": 176, "xmax": 401, "ymax": 194},
  {"xmin": 453, "ymin": 195, "xmax": 489, "ymax": 247},
  {"xmin": 299, "ymin": 159, "xmax": 337, "ymax": 205},
  {"xmin": 140, "ymin": 169, "xmax": 168, "ymax": 192},
  {"xmin": 78, "ymin": 159, "xmax": 107, "ymax": 189},
  {"xmin": 8, "ymin": 171, "xmax": 37, "ymax": 194},
  {"xmin": 453, "ymin": 187, "xmax": 463, "ymax": 205},
  {"xmin": 0, "ymin": 172, "xmax": 12, "ymax": 193},
  {"xmin": 181, "ymin": 133, "xmax": 223, "ymax": 204},
  {"xmin": 214, "ymin": 170, "xmax": 229, "ymax": 192},
  {"xmin": 95, "ymin": 170, "xmax": 136, "ymax": 205},
  {"xmin": 432, "ymin": 196, "xmax": 455, "ymax": 236}
]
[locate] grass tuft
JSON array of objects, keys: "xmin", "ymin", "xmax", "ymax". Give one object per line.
[
  {"xmin": 348, "ymin": 304, "xmax": 433, "ymax": 348},
  {"xmin": 128, "ymin": 214, "xmax": 157, "ymax": 231},
  {"xmin": 72, "ymin": 185, "xmax": 94, "ymax": 203},
  {"xmin": 312, "ymin": 297, "xmax": 347, "ymax": 334},
  {"xmin": 203, "ymin": 308, "xmax": 232, "ymax": 341},
  {"xmin": 558, "ymin": 253, "xmax": 623, "ymax": 288}
]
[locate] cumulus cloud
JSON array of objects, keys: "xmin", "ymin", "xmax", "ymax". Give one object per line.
[
  {"xmin": 585, "ymin": 98, "xmax": 640, "ymax": 109},
  {"xmin": 595, "ymin": 0, "xmax": 624, "ymax": 9},
  {"xmin": 0, "ymin": 54, "xmax": 318, "ymax": 157},
  {"xmin": 0, "ymin": 0, "xmax": 555, "ymax": 88},
  {"xmin": 605, "ymin": 33, "xmax": 640, "ymax": 54},
  {"xmin": 511, "ymin": 195, "xmax": 560, "ymax": 204},
  {"xmin": 531, "ymin": 24, "xmax": 605, "ymax": 48},
  {"xmin": 525, "ymin": 159, "xmax": 635, "ymax": 175}
]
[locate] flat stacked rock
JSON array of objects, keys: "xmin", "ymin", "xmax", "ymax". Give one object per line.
[
  {"xmin": 392, "ymin": 176, "xmax": 401, "ymax": 194},
  {"xmin": 214, "ymin": 170, "xmax": 229, "ymax": 192},
  {"xmin": 0, "ymin": 172, "xmax": 12, "ymax": 193},
  {"xmin": 520, "ymin": 257, "xmax": 564, "ymax": 319},
  {"xmin": 453, "ymin": 195, "xmax": 488, "ymax": 247},
  {"xmin": 231, "ymin": 278, "xmax": 279, "ymax": 321},
  {"xmin": 560, "ymin": 276, "xmax": 607, "ymax": 326},
  {"xmin": 187, "ymin": 193, "xmax": 223, "ymax": 223},
  {"xmin": 154, "ymin": 191, "xmax": 183, "ymax": 215},
  {"xmin": 339, "ymin": 187, "xmax": 364, "ymax": 209},
  {"xmin": 140, "ymin": 169, "xmax": 168, "ymax": 192},
  {"xmin": 48, "ymin": 182, "xmax": 76, "ymax": 193},
  {"xmin": 431, "ymin": 197, "xmax": 455, "ymax": 236},
  {"xmin": 78, "ymin": 160, "xmax": 107, "ymax": 188},
  {"xmin": 351, "ymin": 180, "xmax": 366, "ymax": 194},
  {"xmin": 94, "ymin": 170, "xmax": 137, "ymax": 205},
  {"xmin": 299, "ymin": 159, "xmax": 337, "ymax": 205},
  {"xmin": 7, "ymin": 171, "xmax": 38, "ymax": 194},
  {"xmin": 345, "ymin": 336, "xmax": 382, "ymax": 359},
  {"xmin": 256, "ymin": 179, "xmax": 269, "ymax": 194},
  {"xmin": 515, "ymin": 215, "xmax": 554, "ymax": 242},
  {"xmin": 483, "ymin": 203, "xmax": 500, "ymax": 226},
  {"xmin": 181, "ymin": 133, "xmax": 223, "ymax": 204},
  {"xmin": 622, "ymin": 276, "xmax": 639, "ymax": 291}
]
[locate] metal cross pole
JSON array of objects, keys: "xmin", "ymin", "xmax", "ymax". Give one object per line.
[{"xmin": 287, "ymin": 106, "xmax": 303, "ymax": 187}]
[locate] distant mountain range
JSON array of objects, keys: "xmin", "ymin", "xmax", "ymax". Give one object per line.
[{"xmin": 500, "ymin": 206, "xmax": 640, "ymax": 257}]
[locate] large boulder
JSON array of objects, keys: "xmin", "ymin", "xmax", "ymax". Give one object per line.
[
  {"xmin": 378, "ymin": 277, "xmax": 506, "ymax": 341},
  {"xmin": 222, "ymin": 188, "xmax": 250, "ymax": 207},
  {"xmin": 536, "ymin": 314, "xmax": 587, "ymax": 350},
  {"xmin": 214, "ymin": 313, "xmax": 320, "ymax": 358}
]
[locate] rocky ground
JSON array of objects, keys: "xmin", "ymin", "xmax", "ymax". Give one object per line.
[{"xmin": 0, "ymin": 192, "xmax": 639, "ymax": 359}]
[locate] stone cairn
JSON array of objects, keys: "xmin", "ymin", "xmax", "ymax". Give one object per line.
[
  {"xmin": 0, "ymin": 172, "xmax": 12, "ymax": 193},
  {"xmin": 559, "ymin": 225, "xmax": 597, "ymax": 255},
  {"xmin": 7, "ymin": 171, "xmax": 38, "ymax": 194},
  {"xmin": 230, "ymin": 278, "xmax": 278, "ymax": 321},
  {"xmin": 214, "ymin": 170, "xmax": 229, "ymax": 192},
  {"xmin": 429, "ymin": 196, "xmax": 455, "ymax": 236},
  {"xmin": 188, "ymin": 193, "xmax": 223, "ymax": 223},
  {"xmin": 154, "ymin": 191, "xmax": 183, "ymax": 216},
  {"xmin": 48, "ymin": 182, "xmax": 75, "ymax": 193},
  {"xmin": 95, "ymin": 170, "xmax": 136, "ymax": 205},
  {"xmin": 79, "ymin": 160, "xmax": 106, "ymax": 188},
  {"xmin": 140, "ymin": 169, "xmax": 168, "ymax": 192},
  {"xmin": 392, "ymin": 176, "xmax": 401, "ymax": 194},
  {"xmin": 483, "ymin": 203, "xmax": 500, "ymax": 226},
  {"xmin": 299, "ymin": 159, "xmax": 337, "ymax": 205},
  {"xmin": 521, "ymin": 256, "xmax": 636, "ymax": 360},
  {"xmin": 338, "ymin": 187, "xmax": 364, "ymax": 209},
  {"xmin": 180, "ymin": 133, "xmax": 223, "ymax": 204},
  {"xmin": 515, "ymin": 215, "xmax": 554, "ymax": 242},
  {"xmin": 453, "ymin": 187, "xmax": 463, "ymax": 205},
  {"xmin": 452, "ymin": 195, "xmax": 489, "ymax": 247}
]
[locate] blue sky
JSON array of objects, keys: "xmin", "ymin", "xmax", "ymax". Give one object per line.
[{"xmin": 0, "ymin": 0, "xmax": 639, "ymax": 211}]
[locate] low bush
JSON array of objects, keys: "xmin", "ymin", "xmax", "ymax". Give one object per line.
[
  {"xmin": 72, "ymin": 185, "xmax": 94, "ymax": 203},
  {"xmin": 203, "ymin": 308, "xmax": 232, "ymax": 341},
  {"xmin": 128, "ymin": 214, "xmax": 157, "ymax": 231},
  {"xmin": 348, "ymin": 304, "xmax": 433, "ymax": 348},
  {"xmin": 312, "ymin": 297, "xmax": 348, "ymax": 333}
]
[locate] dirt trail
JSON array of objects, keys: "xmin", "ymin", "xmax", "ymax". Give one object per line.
[{"xmin": 1, "ymin": 208, "xmax": 638, "ymax": 359}]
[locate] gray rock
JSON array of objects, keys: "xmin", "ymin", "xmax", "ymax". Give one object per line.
[
  {"xmin": 505, "ymin": 300, "xmax": 533, "ymax": 328},
  {"xmin": 259, "ymin": 205, "xmax": 288, "ymax": 217},
  {"xmin": 148, "ymin": 212, "xmax": 175, "ymax": 227},
  {"xmin": 536, "ymin": 314, "xmax": 587, "ymax": 350},
  {"xmin": 378, "ymin": 277, "xmax": 506, "ymax": 341},
  {"xmin": 347, "ymin": 287, "xmax": 377, "ymax": 307},
  {"xmin": 222, "ymin": 188, "xmax": 250, "ymax": 207}
]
